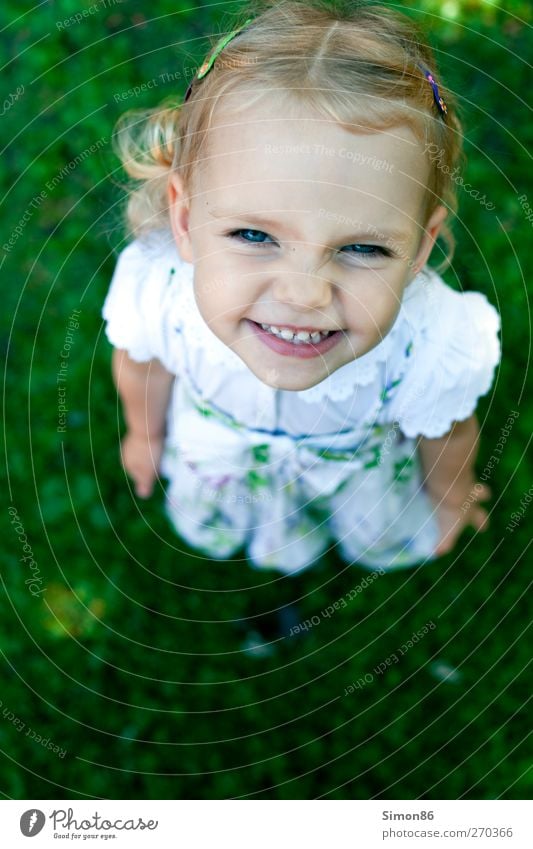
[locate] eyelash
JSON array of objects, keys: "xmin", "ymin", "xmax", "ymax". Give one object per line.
[{"xmin": 226, "ymin": 228, "xmax": 393, "ymax": 259}]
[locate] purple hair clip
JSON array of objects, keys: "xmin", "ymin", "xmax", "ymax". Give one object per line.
[{"xmin": 418, "ymin": 64, "xmax": 448, "ymax": 117}]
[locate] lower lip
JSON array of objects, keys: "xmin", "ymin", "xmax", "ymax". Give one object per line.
[{"xmin": 246, "ymin": 320, "xmax": 344, "ymax": 359}]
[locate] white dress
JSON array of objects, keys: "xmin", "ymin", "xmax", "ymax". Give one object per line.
[{"xmin": 102, "ymin": 230, "xmax": 501, "ymax": 574}]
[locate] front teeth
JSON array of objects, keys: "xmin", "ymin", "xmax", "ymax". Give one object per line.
[{"xmin": 260, "ymin": 324, "xmax": 331, "ymax": 344}]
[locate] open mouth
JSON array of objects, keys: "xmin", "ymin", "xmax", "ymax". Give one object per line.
[{"xmin": 246, "ymin": 320, "xmax": 344, "ymax": 359}]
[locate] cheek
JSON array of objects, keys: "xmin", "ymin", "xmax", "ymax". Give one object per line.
[
  {"xmin": 342, "ymin": 283, "xmax": 403, "ymax": 342},
  {"xmin": 194, "ymin": 276, "xmax": 253, "ymax": 326},
  {"xmin": 198, "ymin": 257, "xmax": 263, "ymax": 309}
]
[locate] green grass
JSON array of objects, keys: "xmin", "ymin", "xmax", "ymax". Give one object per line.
[{"xmin": 1, "ymin": 0, "xmax": 531, "ymax": 799}]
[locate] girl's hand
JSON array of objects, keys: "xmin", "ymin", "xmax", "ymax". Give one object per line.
[
  {"xmin": 120, "ymin": 431, "xmax": 164, "ymax": 499},
  {"xmin": 428, "ymin": 482, "xmax": 491, "ymax": 557}
]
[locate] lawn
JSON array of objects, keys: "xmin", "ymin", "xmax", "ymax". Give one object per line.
[{"xmin": 1, "ymin": 0, "xmax": 531, "ymax": 799}]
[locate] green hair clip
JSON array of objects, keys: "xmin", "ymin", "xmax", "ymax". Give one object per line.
[{"xmin": 184, "ymin": 18, "xmax": 254, "ymax": 102}]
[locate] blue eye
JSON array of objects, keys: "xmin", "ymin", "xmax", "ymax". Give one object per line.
[
  {"xmin": 229, "ymin": 229, "xmax": 274, "ymax": 244},
  {"xmin": 342, "ymin": 244, "xmax": 391, "ymax": 257}
]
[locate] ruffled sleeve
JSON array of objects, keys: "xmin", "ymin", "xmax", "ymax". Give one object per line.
[
  {"xmin": 387, "ymin": 276, "xmax": 501, "ymax": 439},
  {"xmin": 102, "ymin": 232, "xmax": 185, "ymax": 374}
]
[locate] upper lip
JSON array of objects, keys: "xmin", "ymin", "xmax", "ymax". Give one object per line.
[{"xmin": 253, "ymin": 321, "xmax": 336, "ymax": 333}]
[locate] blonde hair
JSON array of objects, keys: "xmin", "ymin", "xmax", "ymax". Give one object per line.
[{"xmin": 113, "ymin": 0, "xmax": 463, "ymax": 271}]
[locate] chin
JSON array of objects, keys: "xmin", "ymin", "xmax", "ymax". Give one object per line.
[{"xmin": 267, "ymin": 372, "xmax": 328, "ymax": 392}]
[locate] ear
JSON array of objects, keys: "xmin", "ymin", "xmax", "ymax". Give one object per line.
[
  {"xmin": 168, "ymin": 172, "xmax": 194, "ymax": 263},
  {"xmin": 410, "ymin": 204, "xmax": 448, "ymax": 276}
]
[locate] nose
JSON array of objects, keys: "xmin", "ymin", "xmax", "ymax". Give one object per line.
[{"xmin": 271, "ymin": 264, "xmax": 333, "ymax": 312}]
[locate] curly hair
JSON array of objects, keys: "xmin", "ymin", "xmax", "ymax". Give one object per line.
[{"xmin": 113, "ymin": 0, "xmax": 463, "ymax": 271}]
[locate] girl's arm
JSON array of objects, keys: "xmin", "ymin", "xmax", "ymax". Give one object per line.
[
  {"xmin": 112, "ymin": 349, "xmax": 174, "ymax": 438},
  {"xmin": 112, "ymin": 349, "xmax": 175, "ymax": 498},
  {"xmin": 418, "ymin": 414, "xmax": 491, "ymax": 555}
]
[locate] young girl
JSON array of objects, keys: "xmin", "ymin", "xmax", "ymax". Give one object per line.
[{"xmin": 103, "ymin": 0, "xmax": 501, "ymax": 576}]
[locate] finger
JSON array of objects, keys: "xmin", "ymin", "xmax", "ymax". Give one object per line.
[
  {"xmin": 475, "ymin": 483, "xmax": 491, "ymax": 501},
  {"xmin": 126, "ymin": 468, "xmax": 149, "ymax": 498},
  {"xmin": 472, "ymin": 507, "xmax": 489, "ymax": 531},
  {"xmin": 135, "ymin": 482, "xmax": 152, "ymax": 499},
  {"xmin": 434, "ymin": 530, "xmax": 456, "ymax": 556}
]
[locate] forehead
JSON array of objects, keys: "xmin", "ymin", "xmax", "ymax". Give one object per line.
[{"xmin": 191, "ymin": 93, "xmax": 430, "ymax": 227}]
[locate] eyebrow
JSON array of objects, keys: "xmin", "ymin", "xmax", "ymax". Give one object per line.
[{"xmin": 207, "ymin": 206, "xmax": 411, "ymax": 244}]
